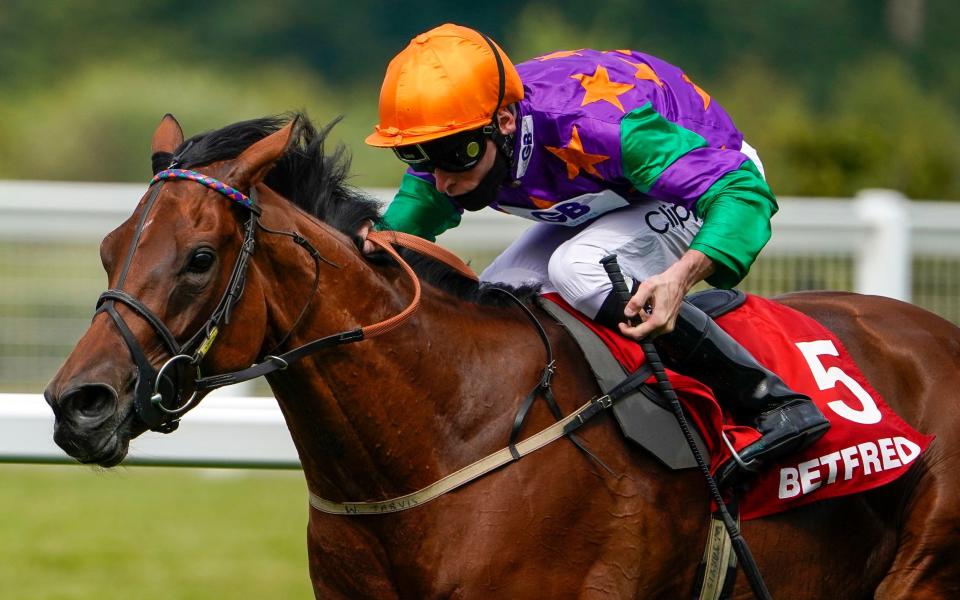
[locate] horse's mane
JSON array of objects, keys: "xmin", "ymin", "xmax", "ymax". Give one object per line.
[{"xmin": 155, "ymin": 112, "xmax": 539, "ymax": 308}]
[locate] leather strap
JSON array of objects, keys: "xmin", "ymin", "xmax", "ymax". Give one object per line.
[
  {"xmin": 97, "ymin": 289, "xmax": 181, "ymax": 355},
  {"xmin": 494, "ymin": 287, "xmax": 608, "ymax": 470},
  {"xmin": 498, "ymin": 287, "xmax": 558, "ymax": 457},
  {"xmin": 308, "ymin": 363, "xmax": 653, "ymax": 515},
  {"xmin": 196, "ymin": 230, "xmax": 477, "ymax": 390},
  {"xmin": 116, "ymin": 183, "xmax": 163, "ymax": 287},
  {"xmin": 371, "ymin": 230, "xmax": 477, "ymax": 281},
  {"xmin": 309, "ymin": 396, "xmax": 601, "ymax": 515},
  {"xmin": 195, "ymin": 329, "xmax": 364, "ymax": 390},
  {"xmin": 694, "ymin": 507, "xmax": 740, "ymax": 600}
]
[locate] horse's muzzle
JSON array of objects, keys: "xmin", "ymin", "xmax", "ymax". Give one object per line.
[{"xmin": 46, "ymin": 383, "xmax": 130, "ymax": 466}]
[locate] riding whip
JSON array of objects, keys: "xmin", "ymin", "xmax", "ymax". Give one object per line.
[{"xmin": 599, "ymin": 254, "xmax": 772, "ymax": 600}]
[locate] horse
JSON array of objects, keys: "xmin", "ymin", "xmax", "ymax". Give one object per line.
[{"xmin": 45, "ymin": 112, "xmax": 960, "ymax": 598}]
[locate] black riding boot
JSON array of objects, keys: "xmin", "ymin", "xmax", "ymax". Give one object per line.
[{"xmin": 596, "ymin": 295, "xmax": 830, "ymax": 484}]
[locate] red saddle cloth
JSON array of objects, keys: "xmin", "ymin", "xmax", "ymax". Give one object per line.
[{"xmin": 542, "ymin": 292, "xmax": 933, "ymax": 520}]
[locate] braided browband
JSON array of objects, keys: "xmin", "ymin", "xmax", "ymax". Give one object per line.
[{"xmin": 151, "ymin": 169, "xmax": 256, "ymax": 211}]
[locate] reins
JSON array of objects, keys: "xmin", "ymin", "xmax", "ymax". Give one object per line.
[
  {"xmin": 98, "ymin": 168, "xmax": 628, "ymax": 520},
  {"xmin": 192, "ymin": 229, "xmax": 464, "ymax": 391},
  {"xmin": 96, "ymin": 167, "xmax": 461, "ymax": 433},
  {"xmin": 96, "ymin": 172, "xmax": 262, "ymax": 432}
]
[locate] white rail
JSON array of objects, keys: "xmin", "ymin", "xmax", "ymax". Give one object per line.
[
  {"xmin": 0, "ymin": 392, "xmax": 299, "ymax": 467},
  {"xmin": 3, "ymin": 181, "xmax": 960, "ymax": 467},
  {"xmin": 5, "ymin": 180, "xmax": 960, "ymax": 298}
]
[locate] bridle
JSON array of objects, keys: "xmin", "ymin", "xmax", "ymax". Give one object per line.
[
  {"xmin": 94, "ymin": 163, "xmax": 623, "ymax": 529},
  {"xmin": 94, "ymin": 168, "xmax": 261, "ymax": 432},
  {"xmin": 96, "ymin": 166, "xmax": 474, "ymax": 433}
]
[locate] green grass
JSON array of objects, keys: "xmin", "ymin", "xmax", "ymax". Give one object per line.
[{"xmin": 0, "ymin": 465, "xmax": 314, "ymax": 599}]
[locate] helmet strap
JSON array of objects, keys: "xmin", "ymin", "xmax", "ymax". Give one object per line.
[
  {"xmin": 479, "ymin": 34, "xmax": 507, "ymax": 120},
  {"xmin": 478, "ymin": 34, "xmax": 515, "ymax": 166},
  {"xmin": 483, "ymin": 122, "xmax": 515, "ymax": 161}
]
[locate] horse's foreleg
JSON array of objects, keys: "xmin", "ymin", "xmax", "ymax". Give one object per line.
[{"xmin": 307, "ymin": 511, "xmax": 400, "ymax": 600}]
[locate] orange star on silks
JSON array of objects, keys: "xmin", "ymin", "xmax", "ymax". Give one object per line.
[
  {"xmin": 535, "ymin": 49, "xmax": 584, "ymax": 61},
  {"xmin": 529, "ymin": 196, "xmax": 557, "ymax": 209},
  {"xmin": 618, "ymin": 58, "xmax": 664, "ymax": 87},
  {"xmin": 545, "ymin": 126, "xmax": 609, "ymax": 180},
  {"xmin": 571, "ymin": 65, "xmax": 634, "ymax": 112},
  {"xmin": 609, "ymin": 49, "xmax": 634, "ymax": 56},
  {"xmin": 682, "ymin": 73, "xmax": 712, "ymax": 110}
]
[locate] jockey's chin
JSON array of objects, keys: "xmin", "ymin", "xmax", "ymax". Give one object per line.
[{"xmin": 444, "ymin": 147, "xmax": 512, "ymax": 212}]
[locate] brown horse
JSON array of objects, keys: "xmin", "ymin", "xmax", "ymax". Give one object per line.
[{"xmin": 46, "ymin": 113, "xmax": 960, "ymax": 598}]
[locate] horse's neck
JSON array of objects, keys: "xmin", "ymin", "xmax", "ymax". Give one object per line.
[
  {"xmin": 256, "ymin": 202, "xmax": 548, "ymax": 500},
  {"xmin": 274, "ymin": 285, "xmax": 547, "ymax": 501}
]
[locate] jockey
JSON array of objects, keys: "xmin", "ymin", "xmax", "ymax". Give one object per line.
[{"xmin": 364, "ymin": 23, "xmax": 829, "ymax": 482}]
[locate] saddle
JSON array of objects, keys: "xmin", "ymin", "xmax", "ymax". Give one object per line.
[{"xmin": 539, "ymin": 289, "xmax": 746, "ymax": 470}]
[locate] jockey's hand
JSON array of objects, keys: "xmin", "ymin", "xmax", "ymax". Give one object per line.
[
  {"xmin": 358, "ymin": 219, "xmax": 376, "ymax": 255},
  {"xmin": 618, "ymin": 250, "xmax": 716, "ymax": 341}
]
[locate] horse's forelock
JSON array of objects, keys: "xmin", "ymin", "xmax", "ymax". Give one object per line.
[
  {"xmin": 151, "ymin": 152, "xmax": 173, "ymax": 175},
  {"xmin": 176, "ymin": 116, "xmax": 289, "ymax": 171},
  {"xmin": 166, "ymin": 112, "xmax": 380, "ymax": 237}
]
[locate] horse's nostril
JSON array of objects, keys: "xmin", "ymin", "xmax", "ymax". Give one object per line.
[{"xmin": 60, "ymin": 385, "xmax": 119, "ymax": 421}]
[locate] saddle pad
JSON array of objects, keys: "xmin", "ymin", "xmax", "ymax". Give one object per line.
[
  {"xmin": 542, "ymin": 293, "xmax": 933, "ymax": 520},
  {"xmin": 539, "ymin": 295, "xmax": 709, "ymax": 470}
]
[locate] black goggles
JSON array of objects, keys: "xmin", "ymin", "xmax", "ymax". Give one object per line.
[{"xmin": 393, "ymin": 126, "xmax": 491, "ymax": 173}]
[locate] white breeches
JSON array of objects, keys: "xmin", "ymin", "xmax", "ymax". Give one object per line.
[
  {"xmin": 480, "ymin": 199, "xmax": 702, "ymax": 318},
  {"xmin": 480, "ymin": 142, "xmax": 765, "ymax": 318}
]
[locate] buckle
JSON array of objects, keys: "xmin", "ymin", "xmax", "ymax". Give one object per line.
[
  {"xmin": 540, "ymin": 360, "xmax": 556, "ymax": 387},
  {"xmin": 264, "ymin": 355, "xmax": 289, "ymax": 370},
  {"xmin": 596, "ymin": 394, "xmax": 613, "ymax": 409}
]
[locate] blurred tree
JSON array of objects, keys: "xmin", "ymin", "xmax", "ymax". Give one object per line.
[
  {"xmin": 0, "ymin": 0, "xmax": 957, "ymax": 195},
  {"xmin": 886, "ymin": 0, "xmax": 925, "ymax": 49}
]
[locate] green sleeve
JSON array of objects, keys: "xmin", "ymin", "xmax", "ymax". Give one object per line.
[
  {"xmin": 690, "ymin": 160, "xmax": 778, "ymax": 288},
  {"xmin": 377, "ymin": 172, "xmax": 461, "ymax": 241},
  {"xmin": 619, "ymin": 102, "xmax": 708, "ymax": 193},
  {"xmin": 617, "ymin": 104, "xmax": 777, "ymax": 288}
]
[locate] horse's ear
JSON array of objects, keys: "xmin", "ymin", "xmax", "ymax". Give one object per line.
[
  {"xmin": 228, "ymin": 116, "xmax": 300, "ymax": 188},
  {"xmin": 151, "ymin": 114, "xmax": 184, "ymax": 174},
  {"xmin": 152, "ymin": 114, "xmax": 184, "ymax": 155}
]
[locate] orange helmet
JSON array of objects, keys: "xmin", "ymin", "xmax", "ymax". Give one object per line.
[{"xmin": 366, "ymin": 24, "xmax": 524, "ymax": 148}]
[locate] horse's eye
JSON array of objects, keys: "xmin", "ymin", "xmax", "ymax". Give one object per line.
[{"xmin": 187, "ymin": 248, "xmax": 216, "ymax": 273}]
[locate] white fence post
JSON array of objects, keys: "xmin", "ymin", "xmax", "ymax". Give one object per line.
[{"xmin": 854, "ymin": 189, "xmax": 911, "ymax": 301}]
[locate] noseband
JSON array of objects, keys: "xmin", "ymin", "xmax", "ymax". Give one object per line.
[{"xmin": 96, "ymin": 168, "xmax": 474, "ymax": 433}]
